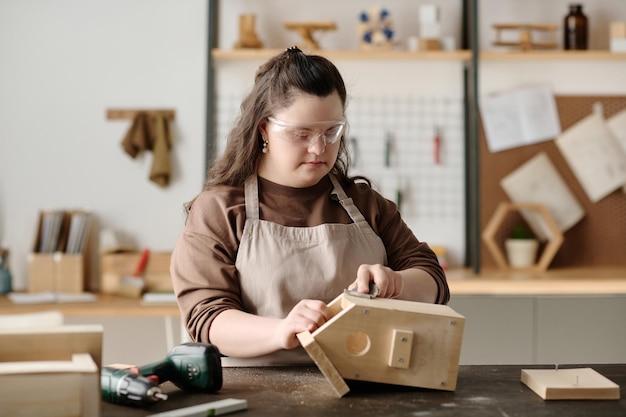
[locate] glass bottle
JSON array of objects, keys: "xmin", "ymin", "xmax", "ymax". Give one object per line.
[{"xmin": 563, "ymin": 4, "xmax": 588, "ymax": 50}]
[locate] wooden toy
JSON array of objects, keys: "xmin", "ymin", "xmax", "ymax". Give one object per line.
[
  {"xmin": 283, "ymin": 21, "xmax": 336, "ymax": 50},
  {"xmin": 234, "ymin": 14, "xmax": 263, "ymax": 49},
  {"xmin": 297, "ymin": 292, "xmax": 465, "ymax": 397},
  {"xmin": 357, "ymin": 7, "xmax": 395, "ymax": 50},
  {"xmin": 493, "ymin": 24, "xmax": 558, "ymax": 51}
]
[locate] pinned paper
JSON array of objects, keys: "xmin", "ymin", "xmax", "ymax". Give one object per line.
[
  {"xmin": 607, "ymin": 108, "xmax": 626, "ymax": 192},
  {"xmin": 500, "ymin": 152, "xmax": 585, "ymax": 240},
  {"xmin": 480, "ymin": 84, "xmax": 561, "ymax": 153},
  {"xmin": 556, "ymin": 112, "xmax": 626, "ymax": 203}
]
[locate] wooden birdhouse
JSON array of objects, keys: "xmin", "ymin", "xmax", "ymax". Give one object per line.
[{"xmin": 297, "ymin": 292, "xmax": 465, "ymax": 397}]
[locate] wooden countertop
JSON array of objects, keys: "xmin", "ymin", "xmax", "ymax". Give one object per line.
[
  {"xmin": 447, "ymin": 267, "xmax": 626, "ymax": 296},
  {"xmin": 1, "ymin": 267, "xmax": 625, "ymax": 317},
  {"xmin": 0, "ymin": 294, "xmax": 180, "ymax": 317}
]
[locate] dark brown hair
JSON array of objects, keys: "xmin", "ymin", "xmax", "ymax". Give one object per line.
[{"xmin": 203, "ymin": 47, "xmax": 354, "ymax": 189}]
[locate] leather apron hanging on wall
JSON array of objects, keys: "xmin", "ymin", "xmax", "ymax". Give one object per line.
[{"xmin": 226, "ymin": 174, "xmax": 387, "ymax": 366}]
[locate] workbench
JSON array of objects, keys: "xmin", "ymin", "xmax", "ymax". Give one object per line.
[{"xmin": 103, "ymin": 364, "xmax": 626, "ymax": 417}]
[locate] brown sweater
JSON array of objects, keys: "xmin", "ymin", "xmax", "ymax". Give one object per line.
[{"xmin": 171, "ymin": 175, "xmax": 449, "ymax": 343}]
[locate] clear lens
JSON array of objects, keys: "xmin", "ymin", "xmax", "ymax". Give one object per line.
[{"xmin": 267, "ymin": 117, "xmax": 346, "ymax": 147}]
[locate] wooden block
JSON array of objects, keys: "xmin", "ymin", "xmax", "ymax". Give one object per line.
[
  {"xmin": 521, "ymin": 368, "xmax": 620, "ymax": 400},
  {"xmin": 610, "ymin": 22, "xmax": 626, "ymax": 39},
  {"xmin": 0, "ymin": 353, "xmax": 100, "ymax": 417},
  {"xmin": 100, "ymin": 252, "xmax": 172, "ymax": 293},
  {"xmin": 27, "ymin": 253, "xmax": 56, "ymax": 292},
  {"xmin": 387, "ymin": 329, "xmax": 413, "ymax": 369},
  {"xmin": 55, "ymin": 253, "xmax": 84, "ymax": 293},
  {"xmin": 27, "ymin": 253, "xmax": 85, "ymax": 293},
  {"xmin": 0, "ymin": 324, "xmax": 103, "ymax": 369},
  {"xmin": 419, "ymin": 38, "xmax": 441, "ymax": 50}
]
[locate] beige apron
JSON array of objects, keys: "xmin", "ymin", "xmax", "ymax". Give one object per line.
[{"xmin": 225, "ymin": 174, "xmax": 386, "ymax": 366}]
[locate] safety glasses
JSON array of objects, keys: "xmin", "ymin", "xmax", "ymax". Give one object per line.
[{"xmin": 267, "ymin": 117, "xmax": 347, "ymax": 148}]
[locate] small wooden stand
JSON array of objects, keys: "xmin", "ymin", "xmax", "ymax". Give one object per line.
[
  {"xmin": 482, "ymin": 202, "xmax": 563, "ymax": 272},
  {"xmin": 234, "ymin": 14, "xmax": 263, "ymax": 49},
  {"xmin": 493, "ymin": 24, "xmax": 558, "ymax": 51},
  {"xmin": 297, "ymin": 292, "xmax": 465, "ymax": 397},
  {"xmin": 283, "ymin": 20, "xmax": 337, "ymax": 50}
]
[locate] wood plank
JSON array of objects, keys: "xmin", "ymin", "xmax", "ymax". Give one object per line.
[
  {"xmin": 106, "ymin": 109, "xmax": 175, "ymax": 120},
  {"xmin": 521, "ymin": 368, "xmax": 620, "ymax": 400},
  {"xmin": 212, "ymin": 48, "xmax": 472, "ymax": 62},
  {"xmin": 297, "ymin": 330, "xmax": 350, "ymax": 397}
]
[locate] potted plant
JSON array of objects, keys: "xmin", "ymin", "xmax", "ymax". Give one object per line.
[{"xmin": 504, "ymin": 224, "xmax": 538, "ymax": 268}]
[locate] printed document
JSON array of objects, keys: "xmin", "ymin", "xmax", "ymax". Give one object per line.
[
  {"xmin": 556, "ymin": 112, "xmax": 626, "ymax": 202},
  {"xmin": 481, "ymin": 84, "xmax": 561, "ymax": 153},
  {"xmin": 500, "ymin": 152, "xmax": 585, "ymax": 240}
]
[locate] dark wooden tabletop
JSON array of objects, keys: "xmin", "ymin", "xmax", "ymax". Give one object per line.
[{"xmin": 103, "ymin": 364, "xmax": 626, "ymax": 417}]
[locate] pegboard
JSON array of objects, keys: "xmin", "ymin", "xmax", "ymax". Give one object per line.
[
  {"xmin": 214, "ymin": 93, "xmax": 466, "ymax": 264},
  {"xmin": 480, "ymin": 96, "xmax": 626, "ymax": 269}
]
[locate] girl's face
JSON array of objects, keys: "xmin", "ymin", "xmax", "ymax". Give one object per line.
[{"xmin": 257, "ymin": 91, "xmax": 345, "ymax": 188}]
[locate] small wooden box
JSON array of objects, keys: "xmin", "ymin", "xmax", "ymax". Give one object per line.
[
  {"xmin": 100, "ymin": 251, "xmax": 172, "ymax": 294},
  {"xmin": 28, "ymin": 210, "xmax": 90, "ymax": 293},
  {"xmin": 298, "ymin": 293, "xmax": 465, "ymax": 397},
  {"xmin": 28, "ymin": 253, "xmax": 84, "ymax": 293}
]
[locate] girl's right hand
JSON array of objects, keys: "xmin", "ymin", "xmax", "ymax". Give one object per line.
[{"xmin": 276, "ymin": 299, "xmax": 331, "ymax": 350}]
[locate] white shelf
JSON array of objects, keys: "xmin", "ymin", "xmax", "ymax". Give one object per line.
[
  {"xmin": 212, "ymin": 48, "xmax": 472, "ymax": 62},
  {"xmin": 481, "ymin": 50, "xmax": 626, "ymax": 61}
]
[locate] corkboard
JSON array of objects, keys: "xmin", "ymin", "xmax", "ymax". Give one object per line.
[{"xmin": 480, "ymin": 96, "xmax": 626, "ymax": 269}]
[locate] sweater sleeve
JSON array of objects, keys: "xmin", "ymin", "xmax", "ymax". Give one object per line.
[
  {"xmin": 170, "ymin": 189, "xmax": 246, "ymax": 343},
  {"xmin": 349, "ymin": 183, "xmax": 450, "ymax": 304}
]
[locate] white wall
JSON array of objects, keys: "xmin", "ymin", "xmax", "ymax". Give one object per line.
[{"xmin": 0, "ymin": 0, "xmax": 207, "ymax": 290}]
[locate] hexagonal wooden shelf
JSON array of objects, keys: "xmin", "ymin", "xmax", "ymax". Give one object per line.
[{"xmin": 482, "ymin": 202, "xmax": 564, "ymax": 272}]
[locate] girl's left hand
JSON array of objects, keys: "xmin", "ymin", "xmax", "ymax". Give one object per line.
[{"xmin": 350, "ymin": 264, "xmax": 403, "ymax": 299}]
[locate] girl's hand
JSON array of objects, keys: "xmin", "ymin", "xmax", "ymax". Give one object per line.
[
  {"xmin": 276, "ymin": 299, "xmax": 331, "ymax": 349},
  {"xmin": 350, "ymin": 264, "xmax": 404, "ymax": 299}
]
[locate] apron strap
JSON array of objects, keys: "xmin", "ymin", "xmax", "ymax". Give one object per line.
[
  {"xmin": 329, "ymin": 174, "xmax": 369, "ymax": 226},
  {"xmin": 245, "ymin": 174, "xmax": 369, "ymax": 226},
  {"xmin": 244, "ymin": 175, "xmax": 260, "ymax": 220}
]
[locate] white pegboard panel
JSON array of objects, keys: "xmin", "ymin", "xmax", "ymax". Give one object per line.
[{"xmin": 214, "ymin": 93, "xmax": 466, "ymax": 265}]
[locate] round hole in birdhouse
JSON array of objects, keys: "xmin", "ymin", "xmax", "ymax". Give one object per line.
[{"xmin": 345, "ymin": 331, "xmax": 371, "ymax": 356}]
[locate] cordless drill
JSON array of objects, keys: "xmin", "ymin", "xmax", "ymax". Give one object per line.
[{"xmin": 101, "ymin": 342, "xmax": 223, "ymax": 407}]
